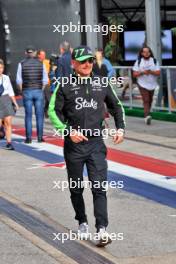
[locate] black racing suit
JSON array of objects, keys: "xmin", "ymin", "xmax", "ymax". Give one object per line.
[{"xmin": 48, "ymin": 75, "xmax": 125, "ymax": 230}]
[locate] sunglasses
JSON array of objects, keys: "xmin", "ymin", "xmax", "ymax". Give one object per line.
[{"xmin": 80, "ymin": 58, "xmax": 94, "ymax": 64}]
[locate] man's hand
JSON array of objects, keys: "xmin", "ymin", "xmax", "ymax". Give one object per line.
[
  {"xmin": 147, "ymin": 69, "xmax": 160, "ymax": 76},
  {"xmin": 141, "ymin": 70, "xmax": 150, "ymax": 75},
  {"xmin": 70, "ymin": 129, "xmax": 88, "ymax": 143},
  {"xmin": 134, "ymin": 70, "xmax": 150, "ymax": 77},
  {"xmin": 113, "ymin": 129, "xmax": 124, "ymax": 144}
]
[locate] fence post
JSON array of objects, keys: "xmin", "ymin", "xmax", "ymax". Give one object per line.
[
  {"xmin": 166, "ymin": 68, "xmax": 172, "ymax": 113},
  {"xmin": 128, "ymin": 68, "xmax": 133, "ymax": 109}
]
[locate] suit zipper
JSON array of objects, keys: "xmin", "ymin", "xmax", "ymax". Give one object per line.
[{"xmin": 84, "ymin": 84, "xmax": 90, "ymax": 131}]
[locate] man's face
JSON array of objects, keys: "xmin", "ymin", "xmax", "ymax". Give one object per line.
[
  {"xmin": 72, "ymin": 58, "xmax": 93, "ymax": 77},
  {"xmin": 141, "ymin": 48, "xmax": 151, "ymax": 59},
  {"xmin": 95, "ymin": 51, "xmax": 103, "ymax": 61},
  {"xmin": 38, "ymin": 51, "xmax": 46, "ymax": 61},
  {"xmin": 0, "ymin": 64, "xmax": 4, "ymax": 75},
  {"xmin": 60, "ymin": 47, "xmax": 65, "ymax": 55}
]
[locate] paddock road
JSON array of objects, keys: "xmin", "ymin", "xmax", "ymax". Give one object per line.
[{"xmin": 0, "ymin": 111, "xmax": 176, "ymax": 264}]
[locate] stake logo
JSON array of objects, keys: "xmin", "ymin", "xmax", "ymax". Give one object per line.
[{"xmin": 75, "ymin": 97, "xmax": 98, "ymax": 110}]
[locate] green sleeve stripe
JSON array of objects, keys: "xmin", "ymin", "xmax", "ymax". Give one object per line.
[
  {"xmin": 108, "ymin": 82, "xmax": 126, "ymax": 126},
  {"xmin": 48, "ymin": 84, "xmax": 67, "ymax": 132}
]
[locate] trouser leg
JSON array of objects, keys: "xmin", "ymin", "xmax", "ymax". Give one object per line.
[
  {"xmin": 86, "ymin": 140, "xmax": 108, "ymax": 230},
  {"xmin": 34, "ymin": 90, "xmax": 44, "ymax": 139},
  {"xmin": 149, "ymin": 90, "xmax": 154, "ymax": 110},
  {"xmin": 64, "ymin": 142, "xmax": 87, "ymax": 225},
  {"xmin": 23, "ymin": 94, "xmax": 33, "ymax": 139},
  {"xmin": 44, "ymin": 85, "xmax": 51, "ymax": 116},
  {"xmin": 139, "ymin": 86, "xmax": 152, "ymax": 117}
]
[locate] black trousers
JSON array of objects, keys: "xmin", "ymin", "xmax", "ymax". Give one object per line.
[
  {"xmin": 64, "ymin": 137, "xmax": 108, "ymax": 230},
  {"xmin": 44, "ymin": 85, "xmax": 51, "ymax": 114}
]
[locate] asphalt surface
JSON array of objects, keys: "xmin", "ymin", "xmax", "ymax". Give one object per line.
[{"xmin": 0, "ymin": 109, "xmax": 176, "ymax": 264}]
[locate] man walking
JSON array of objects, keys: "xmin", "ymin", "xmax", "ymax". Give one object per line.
[
  {"xmin": 16, "ymin": 46, "xmax": 48, "ymax": 143},
  {"xmin": 55, "ymin": 41, "xmax": 72, "ymax": 78},
  {"xmin": 48, "ymin": 46, "xmax": 125, "ymax": 246},
  {"xmin": 133, "ymin": 46, "xmax": 160, "ymax": 125},
  {"xmin": 37, "ymin": 49, "xmax": 50, "ymax": 118}
]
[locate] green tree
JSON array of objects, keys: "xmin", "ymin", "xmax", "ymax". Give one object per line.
[{"xmin": 104, "ymin": 15, "xmax": 125, "ymax": 64}]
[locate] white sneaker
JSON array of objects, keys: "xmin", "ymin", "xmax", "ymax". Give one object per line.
[
  {"xmin": 96, "ymin": 227, "xmax": 112, "ymax": 247},
  {"xmin": 145, "ymin": 115, "xmax": 152, "ymax": 125},
  {"xmin": 77, "ymin": 222, "xmax": 90, "ymax": 240}
]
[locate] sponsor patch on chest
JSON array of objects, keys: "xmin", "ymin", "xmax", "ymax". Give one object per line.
[{"xmin": 75, "ymin": 97, "xmax": 98, "ymax": 110}]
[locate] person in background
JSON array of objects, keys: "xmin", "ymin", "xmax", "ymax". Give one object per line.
[
  {"xmin": 95, "ymin": 49, "xmax": 116, "ymax": 78},
  {"xmin": 49, "ymin": 54, "xmax": 58, "ymax": 94},
  {"xmin": 37, "ymin": 49, "xmax": 50, "ymax": 73},
  {"xmin": 16, "ymin": 46, "xmax": 48, "ymax": 143},
  {"xmin": 93, "ymin": 50, "xmax": 108, "ymax": 77},
  {"xmin": 133, "ymin": 46, "xmax": 160, "ymax": 125},
  {"xmin": 0, "ymin": 122, "xmax": 5, "ymax": 140},
  {"xmin": 37, "ymin": 49, "xmax": 50, "ymax": 118},
  {"xmin": 0, "ymin": 59, "xmax": 19, "ymax": 150},
  {"xmin": 93, "ymin": 50, "xmax": 113, "ymax": 120},
  {"xmin": 55, "ymin": 41, "xmax": 72, "ymax": 78}
]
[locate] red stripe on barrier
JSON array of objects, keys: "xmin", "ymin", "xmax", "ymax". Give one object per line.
[{"xmin": 12, "ymin": 126, "xmax": 176, "ymax": 176}]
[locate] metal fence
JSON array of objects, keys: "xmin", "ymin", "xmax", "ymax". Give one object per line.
[{"xmin": 113, "ymin": 66, "xmax": 176, "ymax": 113}]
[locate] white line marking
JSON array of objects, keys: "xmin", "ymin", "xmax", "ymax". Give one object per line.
[
  {"xmin": 168, "ymin": 215, "xmax": 176, "ymax": 217},
  {"xmin": 12, "ymin": 133, "xmax": 176, "ymax": 192}
]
